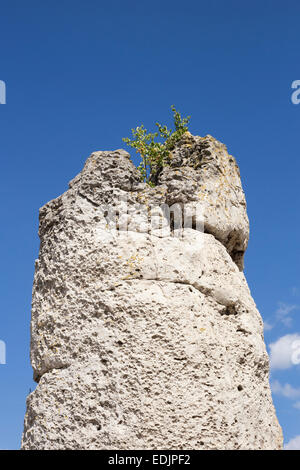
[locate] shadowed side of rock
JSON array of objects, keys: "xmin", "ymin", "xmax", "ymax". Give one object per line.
[{"xmin": 22, "ymin": 134, "xmax": 282, "ymax": 450}]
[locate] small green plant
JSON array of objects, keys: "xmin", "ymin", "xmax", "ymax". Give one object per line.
[{"xmin": 123, "ymin": 105, "xmax": 191, "ymax": 185}]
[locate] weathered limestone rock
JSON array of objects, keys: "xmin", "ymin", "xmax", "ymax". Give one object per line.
[{"xmin": 22, "ymin": 133, "xmax": 282, "ymax": 449}]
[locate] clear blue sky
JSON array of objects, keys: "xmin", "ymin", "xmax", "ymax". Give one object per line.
[{"xmin": 0, "ymin": 0, "xmax": 299, "ymax": 449}]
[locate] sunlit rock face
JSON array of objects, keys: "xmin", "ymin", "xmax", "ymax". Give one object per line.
[{"xmin": 22, "ymin": 134, "xmax": 282, "ymax": 450}]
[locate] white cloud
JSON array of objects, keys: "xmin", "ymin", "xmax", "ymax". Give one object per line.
[
  {"xmin": 264, "ymin": 302, "xmax": 299, "ymax": 331},
  {"xmin": 264, "ymin": 320, "xmax": 274, "ymax": 331},
  {"xmin": 271, "ymin": 380, "xmax": 300, "ymax": 399},
  {"xmin": 293, "ymin": 402, "xmax": 300, "ymax": 410},
  {"xmin": 276, "ymin": 302, "xmax": 299, "ymax": 327},
  {"xmin": 284, "ymin": 435, "xmax": 300, "ymax": 450},
  {"xmin": 269, "ymin": 333, "xmax": 300, "ymax": 369}
]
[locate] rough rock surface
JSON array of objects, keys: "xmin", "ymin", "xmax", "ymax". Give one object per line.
[{"xmin": 22, "ymin": 133, "xmax": 282, "ymax": 449}]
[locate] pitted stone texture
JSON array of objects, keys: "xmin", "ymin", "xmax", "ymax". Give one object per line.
[
  {"xmin": 22, "ymin": 135, "xmax": 282, "ymax": 450},
  {"xmin": 158, "ymin": 133, "xmax": 249, "ymax": 270}
]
